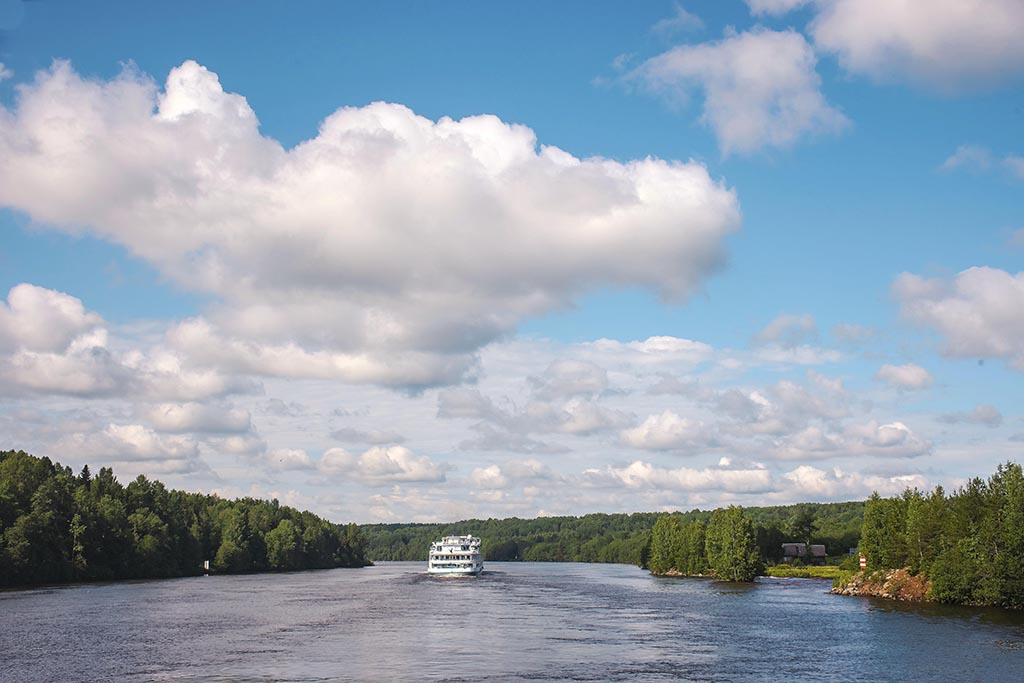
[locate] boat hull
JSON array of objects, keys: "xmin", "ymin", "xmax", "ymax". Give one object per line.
[{"xmin": 427, "ymin": 565, "xmax": 483, "ymax": 576}]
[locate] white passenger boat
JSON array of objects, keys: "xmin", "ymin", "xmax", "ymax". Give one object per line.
[{"xmin": 427, "ymin": 535, "xmax": 483, "ymax": 575}]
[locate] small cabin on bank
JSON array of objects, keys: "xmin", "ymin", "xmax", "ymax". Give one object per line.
[{"xmin": 781, "ymin": 542, "xmax": 827, "ymax": 565}]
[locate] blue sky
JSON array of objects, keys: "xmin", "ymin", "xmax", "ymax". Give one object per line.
[{"xmin": 0, "ymin": 1, "xmax": 1021, "ymax": 522}]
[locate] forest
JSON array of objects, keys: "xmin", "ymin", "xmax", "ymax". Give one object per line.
[
  {"xmin": 362, "ymin": 512, "xmax": 660, "ymax": 565},
  {"xmin": 859, "ymin": 461, "xmax": 1024, "ymax": 609},
  {"xmin": 644, "ymin": 462, "xmax": 1024, "ymax": 604},
  {"xmin": 0, "ymin": 450, "xmax": 370, "ymax": 587},
  {"xmin": 360, "ymin": 500, "xmax": 865, "ymax": 568}
]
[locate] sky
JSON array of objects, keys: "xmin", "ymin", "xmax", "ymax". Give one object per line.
[{"xmin": 0, "ymin": 0, "xmax": 1021, "ymax": 523}]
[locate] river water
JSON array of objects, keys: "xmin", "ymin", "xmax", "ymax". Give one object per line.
[{"xmin": 2, "ymin": 562, "xmax": 1023, "ymax": 682}]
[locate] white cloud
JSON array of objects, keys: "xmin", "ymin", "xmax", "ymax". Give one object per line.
[
  {"xmin": 783, "ymin": 465, "xmax": 928, "ymax": 499},
  {"xmin": 146, "ymin": 402, "xmax": 252, "ymax": 434},
  {"xmin": 438, "ymin": 379, "xmax": 633, "ymax": 447},
  {"xmin": 0, "ymin": 60, "xmax": 741, "ymax": 389},
  {"xmin": 210, "ymin": 433, "xmax": 267, "ymax": 457},
  {"xmin": 467, "ymin": 459, "xmax": 555, "ymax": 491},
  {"xmin": 0, "ymin": 63, "xmax": 11, "ymax": 82},
  {"xmin": 744, "ymin": 0, "xmax": 811, "ymax": 15},
  {"xmin": 528, "ymin": 360, "xmax": 609, "ymax": 400},
  {"xmin": 1005, "ymin": 156, "xmax": 1024, "ymax": 179},
  {"xmin": 941, "ymin": 145, "xmax": 994, "ymax": 172},
  {"xmin": 629, "ymin": 28, "xmax": 848, "ymax": 154},
  {"xmin": 167, "ymin": 318, "xmax": 475, "ymax": 390},
  {"xmin": 583, "ymin": 335, "xmax": 714, "ymax": 367},
  {"xmin": 876, "ymin": 363, "xmax": 934, "ymax": 391},
  {"xmin": 809, "ymin": 0, "xmax": 1024, "ymax": 91},
  {"xmin": 0, "ymin": 284, "xmax": 263, "ymax": 400},
  {"xmin": 831, "ymin": 323, "xmax": 876, "ymax": 343},
  {"xmin": 0, "ymin": 284, "xmax": 102, "ymax": 353},
  {"xmin": 938, "ymin": 404, "xmax": 1003, "ymax": 427},
  {"xmin": 620, "ymin": 410, "xmax": 716, "ymax": 451},
  {"xmin": 268, "ymin": 448, "xmax": 315, "ymax": 471},
  {"xmin": 610, "ymin": 53, "xmax": 637, "ymax": 73},
  {"xmin": 680, "ymin": 371, "xmax": 847, "ymax": 441},
  {"xmin": 54, "ymin": 423, "xmax": 200, "ymax": 466},
  {"xmin": 647, "ymin": 373, "xmax": 699, "ymax": 396},
  {"xmin": 940, "ymin": 146, "xmax": 1023, "ymax": 179},
  {"xmin": 652, "ymin": 3, "xmax": 704, "ymax": 36},
  {"xmin": 773, "ymin": 421, "xmax": 931, "ymax": 460},
  {"xmin": 769, "ymin": 371, "xmax": 848, "ymax": 418},
  {"xmin": 456, "ymin": 423, "xmax": 570, "ymax": 455},
  {"xmin": 584, "ymin": 461, "xmax": 773, "ymax": 493},
  {"xmin": 330, "ymin": 426, "xmax": 406, "ymax": 445},
  {"xmin": 262, "ymin": 398, "xmax": 308, "ymax": 417},
  {"xmin": 3, "ymin": 342, "xmax": 125, "ymax": 397},
  {"xmin": 753, "ymin": 313, "xmax": 818, "ymax": 348},
  {"xmin": 502, "ymin": 458, "xmax": 556, "ymax": 481},
  {"xmin": 750, "ymin": 345, "xmax": 842, "ymax": 366},
  {"xmin": 894, "ymin": 267, "xmax": 1024, "ymax": 369},
  {"xmin": 469, "ymin": 464, "xmax": 509, "ymax": 490},
  {"xmin": 550, "ymin": 399, "xmax": 634, "ymax": 435},
  {"xmin": 1, "ymin": 329, "xmax": 259, "ymax": 401},
  {"xmin": 319, "ymin": 446, "xmax": 449, "ymax": 484},
  {"xmin": 436, "ymin": 387, "xmax": 503, "ymax": 421}
]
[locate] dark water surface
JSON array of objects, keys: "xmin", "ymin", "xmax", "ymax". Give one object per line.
[{"xmin": 2, "ymin": 562, "xmax": 1023, "ymax": 682}]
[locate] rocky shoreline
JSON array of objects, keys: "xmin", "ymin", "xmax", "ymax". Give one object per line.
[
  {"xmin": 653, "ymin": 569, "xmax": 709, "ymax": 578},
  {"xmin": 830, "ymin": 568, "xmax": 931, "ymax": 603}
]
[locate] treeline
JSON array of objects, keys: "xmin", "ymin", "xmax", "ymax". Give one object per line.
[
  {"xmin": 360, "ymin": 500, "xmax": 864, "ymax": 567},
  {"xmin": 642, "ymin": 501, "xmax": 864, "ymax": 565},
  {"xmin": 860, "ymin": 461, "xmax": 1024, "ymax": 609},
  {"xmin": 361, "ymin": 512, "xmax": 659, "ymax": 565},
  {"xmin": 0, "ymin": 450, "xmax": 369, "ymax": 587}
]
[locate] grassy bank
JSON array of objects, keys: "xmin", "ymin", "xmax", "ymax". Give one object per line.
[{"xmin": 765, "ymin": 565, "xmax": 849, "ymax": 580}]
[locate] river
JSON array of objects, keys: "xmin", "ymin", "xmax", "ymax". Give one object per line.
[{"xmin": 2, "ymin": 562, "xmax": 1023, "ymax": 682}]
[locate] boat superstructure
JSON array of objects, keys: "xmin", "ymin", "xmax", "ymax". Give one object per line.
[{"xmin": 427, "ymin": 535, "xmax": 483, "ymax": 575}]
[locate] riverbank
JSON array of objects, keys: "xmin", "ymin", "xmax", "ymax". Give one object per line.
[
  {"xmin": 765, "ymin": 565, "xmax": 846, "ymax": 580},
  {"xmin": 652, "ymin": 568, "xmax": 709, "ymax": 578},
  {"xmin": 830, "ymin": 568, "xmax": 931, "ymax": 603}
]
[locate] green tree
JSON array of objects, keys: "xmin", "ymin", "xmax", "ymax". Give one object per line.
[
  {"xmin": 705, "ymin": 506, "xmax": 761, "ymax": 582},
  {"xmin": 213, "ymin": 507, "xmax": 252, "ymax": 573},
  {"xmin": 904, "ymin": 487, "xmax": 946, "ymax": 574},
  {"xmin": 265, "ymin": 519, "xmax": 303, "ymax": 570},
  {"xmin": 860, "ymin": 492, "xmax": 909, "ymax": 570},
  {"xmin": 648, "ymin": 515, "xmax": 682, "ymax": 574},
  {"xmin": 996, "ymin": 462, "xmax": 1024, "ymax": 608},
  {"xmin": 70, "ymin": 512, "xmax": 88, "ymax": 576},
  {"xmin": 128, "ymin": 509, "xmax": 171, "ymax": 577},
  {"xmin": 677, "ymin": 520, "xmax": 708, "ymax": 575},
  {"xmin": 787, "ymin": 505, "xmax": 817, "ymax": 546}
]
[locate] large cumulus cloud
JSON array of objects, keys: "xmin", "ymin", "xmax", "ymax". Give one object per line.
[{"xmin": 0, "ymin": 60, "xmax": 741, "ymax": 388}]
